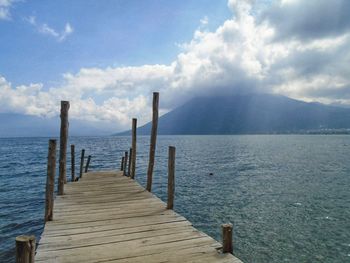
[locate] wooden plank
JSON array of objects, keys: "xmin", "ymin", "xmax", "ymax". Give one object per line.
[
  {"xmin": 41, "ymin": 213, "xmax": 187, "ymax": 233},
  {"xmin": 44, "ymin": 207, "xmax": 173, "ymax": 225},
  {"xmin": 38, "ymin": 226, "xmax": 199, "ymax": 251},
  {"xmin": 35, "ymin": 170, "xmax": 242, "ymax": 263},
  {"xmin": 53, "ymin": 202, "xmax": 167, "ymax": 216},
  {"xmin": 105, "ymin": 244, "xmax": 242, "ymax": 263},
  {"xmin": 35, "ymin": 236, "xmax": 217, "ymax": 261},
  {"xmin": 52, "ymin": 198, "xmax": 163, "ymax": 213},
  {"xmin": 39, "ymin": 221, "xmax": 192, "ymax": 244},
  {"xmin": 41, "ymin": 216, "xmax": 190, "ymax": 237},
  {"xmin": 52, "ymin": 199, "xmax": 163, "ymax": 213}
]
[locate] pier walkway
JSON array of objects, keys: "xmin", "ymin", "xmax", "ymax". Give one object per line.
[{"xmin": 35, "ymin": 171, "xmax": 242, "ymax": 263}]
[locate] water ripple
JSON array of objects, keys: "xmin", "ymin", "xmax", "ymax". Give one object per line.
[{"xmin": 0, "ymin": 135, "xmax": 349, "ymax": 263}]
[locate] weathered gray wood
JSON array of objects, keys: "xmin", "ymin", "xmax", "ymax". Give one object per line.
[
  {"xmin": 79, "ymin": 149, "xmax": 85, "ymax": 179},
  {"xmin": 131, "ymin": 118, "xmax": 137, "ymax": 179},
  {"xmin": 45, "ymin": 139, "xmax": 56, "ymax": 222},
  {"xmin": 120, "ymin": 156, "xmax": 125, "ymax": 171},
  {"xmin": 222, "ymin": 223, "xmax": 233, "ymax": 254},
  {"xmin": 127, "ymin": 148, "xmax": 132, "ymax": 176},
  {"xmin": 58, "ymin": 101, "xmax": 69, "ymax": 195},
  {"xmin": 16, "ymin": 235, "xmax": 35, "ymax": 263},
  {"xmin": 35, "ymin": 171, "xmax": 242, "ymax": 263},
  {"xmin": 146, "ymin": 92, "xmax": 159, "ymax": 192},
  {"xmin": 85, "ymin": 155, "xmax": 91, "ymax": 173},
  {"xmin": 39, "ymin": 221, "xmax": 191, "ymax": 244},
  {"xmin": 123, "ymin": 151, "xmax": 128, "ymax": 176},
  {"xmin": 167, "ymin": 146, "xmax": 176, "ymax": 210},
  {"xmin": 71, "ymin": 145, "xmax": 75, "ymax": 182}
]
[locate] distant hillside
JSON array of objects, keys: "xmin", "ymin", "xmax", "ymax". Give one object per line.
[
  {"xmin": 0, "ymin": 113, "xmax": 115, "ymax": 137},
  {"xmin": 118, "ymin": 93, "xmax": 350, "ymax": 135}
]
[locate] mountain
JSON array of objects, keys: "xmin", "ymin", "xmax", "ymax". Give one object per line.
[
  {"xmin": 119, "ymin": 93, "xmax": 350, "ymax": 135},
  {"xmin": 0, "ymin": 113, "xmax": 115, "ymax": 137}
]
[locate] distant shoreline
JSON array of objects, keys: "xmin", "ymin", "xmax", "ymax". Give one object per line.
[{"xmin": 2, "ymin": 132, "xmax": 350, "ymax": 139}]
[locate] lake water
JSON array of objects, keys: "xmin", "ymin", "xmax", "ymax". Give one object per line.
[{"xmin": 0, "ymin": 135, "xmax": 349, "ymax": 262}]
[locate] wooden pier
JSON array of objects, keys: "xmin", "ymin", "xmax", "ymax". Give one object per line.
[
  {"xmin": 35, "ymin": 171, "xmax": 242, "ymax": 262},
  {"xmin": 15, "ymin": 94, "xmax": 243, "ymax": 262}
]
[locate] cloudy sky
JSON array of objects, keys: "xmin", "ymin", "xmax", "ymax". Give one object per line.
[{"xmin": 0, "ymin": 0, "xmax": 349, "ymax": 131}]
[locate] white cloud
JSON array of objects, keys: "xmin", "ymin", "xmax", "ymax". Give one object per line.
[
  {"xmin": 1, "ymin": 0, "xmax": 350, "ymax": 131},
  {"xmin": 59, "ymin": 23, "xmax": 73, "ymax": 41},
  {"xmin": 39, "ymin": 23, "xmax": 60, "ymax": 38},
  {"xmin": 200, "ymin": 16, "xmax": 209, "ymax": 26},
  {"xmin": 0, "ymin": 0, "xmax": 15, "ymax": 20},
  {"xmin": 26, "ymin": 16, "xmax": 74, "ymax": 41}
]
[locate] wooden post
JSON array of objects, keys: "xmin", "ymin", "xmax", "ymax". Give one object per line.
[
  {"xmin": 120, "ymin": 157, "xmax": 125, "ymax": 171},
  {"xmin": 127, "ymin": 148, "xmax": 132, "ymax": 176},
  {"xmin": 146, "ymin": 92, "xmax": 159, "ymax": 192},
  {"xmin": 85, "ymin": 155, "xmax": 91, "ymax": 173},
  {"xmin": 167, "ymin": 146, "xmax": 175, "ymax": 209},
  {"xmin": 15, "ymin": 235, "xmax": 35, "ymax": 263},
  {"xmin": 123, "ymin": 151, "xmax": 128, "ymax": 176},
  {"xmin": 79, "ymin": 149, "xmax": 85, "ymax": 179},
  {"xmin": 71, "ymin": 144, "xmax": 75, "ymax": 182},
  {"xmin": 130, "ymin": 118, "xmax": 137, "ymax": 179},
  {"xmin": 58, "ymin": 100, "xmax": 69, "ymax": 195},
  {"xmin": 222, "ymin": 223, "xmax": 233, "ymax": 254},
  {"xmin": 45, "ymin": 139, "xmax": 56, "ymax": 222}
]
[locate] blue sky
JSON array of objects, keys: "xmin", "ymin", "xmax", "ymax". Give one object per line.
[
  {"xmin": 0, "ymin": 0, "xmax": 231, "ymax": 87},
  {"xmin": 0, "ymin": 0, "xmax": 350, "ymax": 131}
]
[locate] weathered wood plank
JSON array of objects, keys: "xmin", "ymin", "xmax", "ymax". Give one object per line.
[
  {"xmin": 36, "ymin": 170, "xmax": 242, "ymax": 263},
  {"xmin": 38, "ymin": 226, "xmax": 199, "ymax": 251},
  {"xmin": 35, "ymin": 236, "xmax": 217, "ymax": 261},
  {"xmin": 41, "ymin": 216, "xmax": 190, "ymax": 237},
  {"xmin": 39, "ymin": 221, "xmax": 192, "ymax": 244}
]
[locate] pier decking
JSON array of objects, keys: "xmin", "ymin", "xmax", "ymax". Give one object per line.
[{"xmin": 35, "ymin": 171, "xmax": 242, "ymax": 262}]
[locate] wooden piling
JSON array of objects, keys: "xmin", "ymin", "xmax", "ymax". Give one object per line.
[
  {"xmin": 45, "ymin": 139, "xmax": 56, "ymax": 222},
  {"xmin": 79, "ymin": 149, "xmax": 85, "ymax": 179},
  {"xmin": 85, "ymin": 155, "xmax": 91, "ymax": 173},
  {"xmin": 146, "ymin": 92, "xmax": 159, "ymax": 192},
  {"xmin": 58, "ymin": 100, "xmax": 69, "ymax": 195},
  {"xmin": 127, "ymin": 148, "xmax": 132, "ymax": 176},
  {"xmin": 167, "ymin": 146, "xmax": 176, "ymax": 209},
  {"xmin": 121, "ymin": 157, "xmax": 125, "ymax": 171},
  {"xmin": 130, "ymin": 118, "xmax": 137, "ymax": 179},
  {"xmin": 71, "ymin": 145, "xmax": 75, "ymax": 182},
  {"xmin": 222, "ymin": 223, "xmax": 233, "ymax": 254},
  {"xmin": 123, "ymin": 151, "xmax": 128, "ymax": 176},
  {"xmin": 15, "ymin": 235, "xmax": 35, "ymax": 263}
]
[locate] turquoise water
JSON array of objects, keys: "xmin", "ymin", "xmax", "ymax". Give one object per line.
[{"xmin": 0, "ymin": 135, "xmax": 349, "ymax": 262}]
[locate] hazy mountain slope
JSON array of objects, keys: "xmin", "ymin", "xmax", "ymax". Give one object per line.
[{"xmin": 119, "ymin": 94, "xmax": 350, "ymax": 135}]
